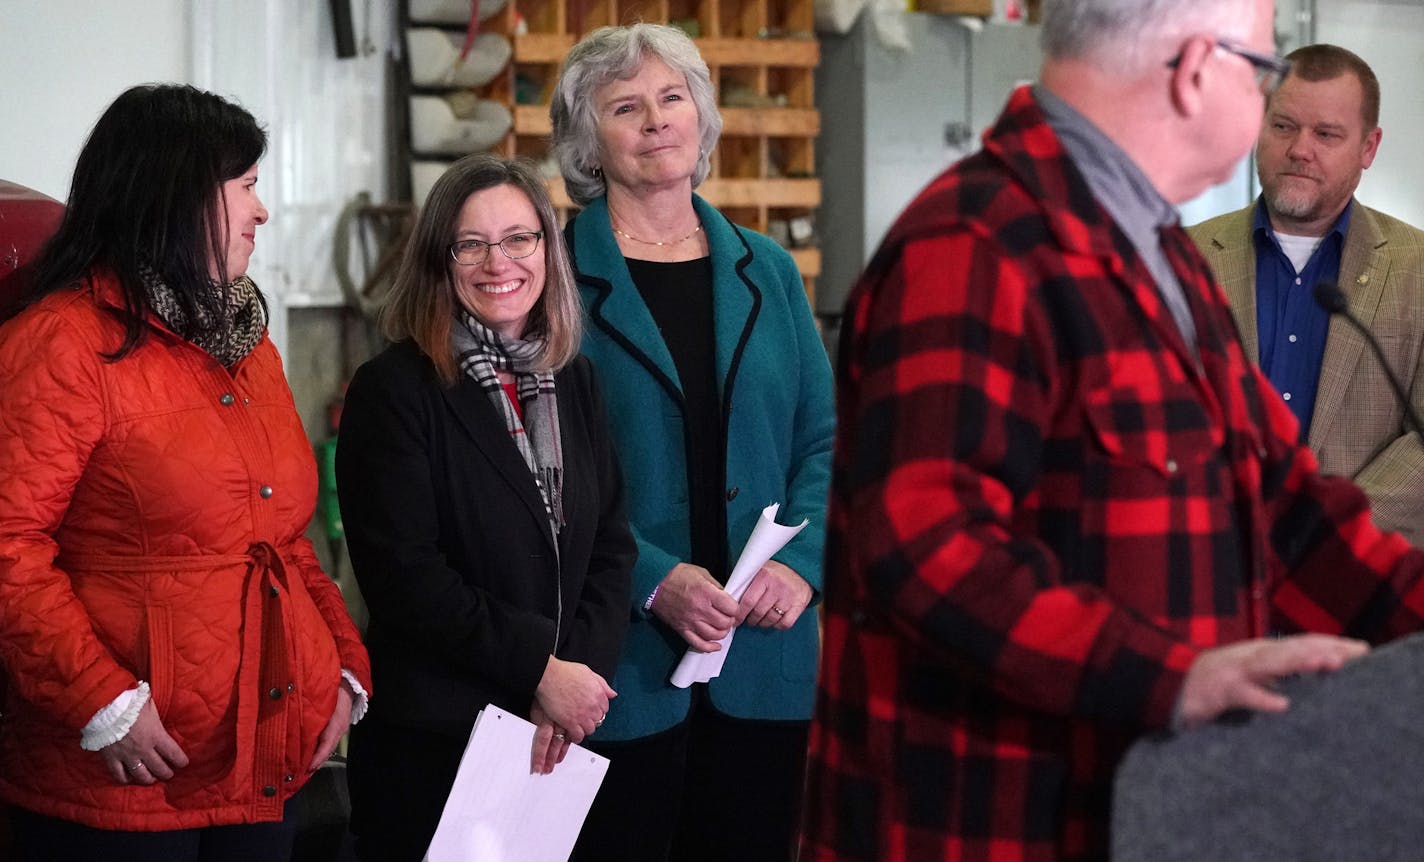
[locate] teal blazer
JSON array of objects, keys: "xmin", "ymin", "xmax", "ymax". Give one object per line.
[{"xmin": 567, "ymin": 195, "xmax": 835, "ymax": 740}]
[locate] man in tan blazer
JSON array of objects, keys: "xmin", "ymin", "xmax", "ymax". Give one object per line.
[{"xmin": 1191, "ymin": 44, "xmax": 1424, "ymax": 544}]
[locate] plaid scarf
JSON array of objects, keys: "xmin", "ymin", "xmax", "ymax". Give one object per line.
[
  {"xmin": 450, "ymin": 311, "xmax": 564, "ymax": 537},
  {"xmin": 139, "ymin": 264, "xmax": 265, "ymax": 368}
]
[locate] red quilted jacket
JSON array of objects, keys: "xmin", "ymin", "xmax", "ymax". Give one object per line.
[{"xmin": 0, "ymin": 273, "xmax": 372, "ymax": 830}]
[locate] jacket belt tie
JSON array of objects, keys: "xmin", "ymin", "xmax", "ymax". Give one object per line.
[{"xmin": 238, "ymin": 541, "xmax": 300, "ymax": 816}]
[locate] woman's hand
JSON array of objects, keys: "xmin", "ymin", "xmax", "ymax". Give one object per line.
[
  {"xmin": 100, "ymin": 699, "xmax": 190, "ymax": 785},
  {"xmin": 307, "ymin": 678, "xmax": 355, "ymax": 772},
  {"xmin": 529, "ymin": 702, "xmax": 571, "ymax": 775},
  {"xmin": 649, "ymin": 563, "xmax": 740, "ymax": 652},
  {"xmin": 534, "ymin": 656, "xmax": 614, "ymax": 743},
  {"xmin": 736, "ymin": 561, "xmax": 813, "ymax": 630}
]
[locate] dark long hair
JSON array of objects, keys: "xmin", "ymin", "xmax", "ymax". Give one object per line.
[{"xmin": 31, "ymin": 83, "xmax": 268, "ymax": 360}]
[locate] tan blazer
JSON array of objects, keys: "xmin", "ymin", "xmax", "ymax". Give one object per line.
[{"xmin": 1190, "ymin": 200, "xmax": 1424, "ymax": 544}]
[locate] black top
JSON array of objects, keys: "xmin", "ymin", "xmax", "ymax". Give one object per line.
[
  {"xmin": 335, "ymin": 341, "xmax": 635, "ymax": 735},
  {"xmin": 626, "ymin": 255, "xmax": 729, "ymax": 582}
]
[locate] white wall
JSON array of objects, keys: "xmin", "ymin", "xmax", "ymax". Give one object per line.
[
  {"xmin": 1, "ymin": 0, "xmax": 393, "ymax": 355},
  {"xmin": 2, "ymin": 0, "xmax": 191, "ymax": 199},
  {"xmin": 189, "ymin": 0, "xmax": 392, "ymax": 310},
  {"xmin": 1316, "ymin": 1, "xmax": 1424, "ymax": 229}
]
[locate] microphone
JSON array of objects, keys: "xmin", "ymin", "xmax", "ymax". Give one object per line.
[{"xmin": 1312, "ymin": 282, "xmax": 1424, "ymax": 441}]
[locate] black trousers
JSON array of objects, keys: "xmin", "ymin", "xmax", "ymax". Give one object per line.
[
  {"xmin": 346, "ymin": 715, "xmax": 465, "ymax": 862},
  {"xmin": 573, "ymin": 688, "xmax": 809, "ymax": 862},
  {"xmin": 10, "ymin": 793, "xmax": 300, "ymax": 862}
]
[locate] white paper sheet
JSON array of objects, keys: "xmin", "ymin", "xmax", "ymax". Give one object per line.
[
  {"xmin": 424, "ymin": 704, "xmax": 610, "ymax": 862},
  {"xmin": 669, "ymin": 502, "xmax": 809, "ymax": 688}
]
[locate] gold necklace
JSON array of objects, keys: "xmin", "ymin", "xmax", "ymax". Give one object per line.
[{"xmin": 611, "ymin": 222, "xmax": 703, "ymax": 246}]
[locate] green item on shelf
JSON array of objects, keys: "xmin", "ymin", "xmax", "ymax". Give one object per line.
[{"xmin": 315, "ymin": 437, "xmax": 343, "ymax": 541}]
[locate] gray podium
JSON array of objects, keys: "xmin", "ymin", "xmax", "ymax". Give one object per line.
[{"xmin": 1112, "ymin": 633, "xmax": 1424, "ymax": 861}]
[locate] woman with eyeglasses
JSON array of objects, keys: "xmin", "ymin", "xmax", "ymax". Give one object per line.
[{"xmin": 334, "ymin": 153, "xmax": 635, "ymax": 862}]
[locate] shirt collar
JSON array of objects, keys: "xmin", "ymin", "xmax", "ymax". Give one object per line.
[
  {"xmin": 1252, "ymin": 197, "xmax": 1354, "ymax": 244},
  {"xmin": 1032, "ymin": 83, "xmax": 1179, "ymax": 235}
]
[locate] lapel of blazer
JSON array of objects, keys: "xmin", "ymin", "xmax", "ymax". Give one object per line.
[
  {"xmin": 571, "ymin": 195, "xmax": 762, "ymax": 407},
  {"xmin": 572, "ymin": 197, "xmax": 684, "ymax": 403},
  {"xmin": 1309, "ymin": 200, "xmax": 1389, "ymax": 449},
  {"xmin": 700, "ymin": 196, "xmax": 760, "ymax": 397},
  {"xmin": 440, "ymin": 376, "xmax": 558, "ymax": 554},
  {"xmin": 1193, "ymin": 205, "xmax": 1261, "ymax": 363}
]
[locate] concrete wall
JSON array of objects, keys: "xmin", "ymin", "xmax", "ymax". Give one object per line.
[{"xmin": 1316, "ymin": 1, "xmax": 1424, "ymax": 230}]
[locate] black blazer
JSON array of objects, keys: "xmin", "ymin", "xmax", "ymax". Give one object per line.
[{"xmin": 336, "ymin": 340, "xmax": 635, "ymax": 736}]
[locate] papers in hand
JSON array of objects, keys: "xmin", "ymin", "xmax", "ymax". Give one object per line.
[
  {"xmin": 669, "ymin": 502, "xmax": 808, "ymax": 688},
  {"xmin": 424, "ymin": 705, "xmax": 610, "ymax": 862}
]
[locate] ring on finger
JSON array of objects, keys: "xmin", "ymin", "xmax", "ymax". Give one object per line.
[
  {"xmin": 125, "ymin": 760, "xmax": 144, "ymax": 773},
  {"xmin": 553, "ymin": 731, "xmax": 566, "ymax": 741},
  {"xmin": 773, "ymin": 606, "xmax": 787, "ymax": 616}
]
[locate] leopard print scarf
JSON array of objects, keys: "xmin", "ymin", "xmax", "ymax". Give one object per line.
[{"xmin": 140, "ymin": 264, "xmax": 266, "ymax": 367}]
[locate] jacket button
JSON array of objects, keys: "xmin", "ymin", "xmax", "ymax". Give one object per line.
[
  {"xmin": 726, "ymin": 487, "xmax": 739, "ymax": 501},
  {"xmin": 262, "ymin": 785, "xmax": 277, "ymax": 797},
  {"xmin": 1165, "ymin": 459, "xmax": 1178, "ymax": 474},
  {"xmin": 284, "ymin": 773, "xmax": 295, "ymax": 783},
  {"xmin": 220, "ymin": 393, "xmax": 235, "ymax": 406},
  {"xmin": 287, "ymin": 682, "xmax": 295, "ymax": 692},
  {"xmin": 269, "ymin": 585, "xmax": 279, "ymax": 597},
  {"xmin": 269, "ymin": 687, "xmax": 283, "ymax": 700},
  {"xmin": 259, "ymin": 485, "xmax": 274, "ymax": 499}
]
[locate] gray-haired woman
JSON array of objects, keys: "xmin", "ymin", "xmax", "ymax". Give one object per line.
[{"xmin": 551, "ymin": 23, "xmax": 835, "ymax": 862}]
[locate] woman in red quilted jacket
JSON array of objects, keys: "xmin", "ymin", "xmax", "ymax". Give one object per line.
[{"xmin": 0, "ymin": 84, "xmax": 372, "ymax": 861}]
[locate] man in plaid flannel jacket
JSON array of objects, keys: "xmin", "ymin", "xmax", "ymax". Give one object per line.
[{"xmin": 801, "ymin": 0, "xmax": 1424, "ymax": 859}]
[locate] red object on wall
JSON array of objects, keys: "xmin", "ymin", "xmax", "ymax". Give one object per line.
[
  {"xmin": 0, "ymin": 180, "xmax": 66, "ymax": 318},
  {"xmin": 0, "ymin": 179, "xmax": 63, "ymax": 852}
]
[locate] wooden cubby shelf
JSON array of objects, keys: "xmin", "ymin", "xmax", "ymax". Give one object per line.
[
  {"xmin": 511, "ymin": 32, "xmax": 576, "ymax": 61},
  {"xmin": 400, "ymin": 0, "xmax": 821, "ymax": 298},
  {"xmin": 504, "ymin": 0, "xmax": 821, "ymax": 298}
]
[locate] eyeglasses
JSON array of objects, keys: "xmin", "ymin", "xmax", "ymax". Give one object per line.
[
  {"xmin": 447, "ymin": 231, "xmax": 544, "ymax": 266},
  {"xmin": 1168, "ymin": 38, "xmax": 1293, "ymax": 95}
]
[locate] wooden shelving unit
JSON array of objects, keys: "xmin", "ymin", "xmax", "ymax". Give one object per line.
[
  {"xmin": 492, "ymin": 0, "xmax": 822, "ymax": 300},
  {"xmin": 400, "ymin": 0, "xmax": 821, "ymax": 298}
]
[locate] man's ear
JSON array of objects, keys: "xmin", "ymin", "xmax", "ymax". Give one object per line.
[
  {"xmin": 1360, "ymin": 125, "xmax": 1382, "ymax": 171},
  {"xmin": 1168, "ymin": 34, "xmax": 1217, "ymax": 117}
]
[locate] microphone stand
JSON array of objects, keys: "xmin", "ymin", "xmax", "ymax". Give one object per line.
[{"xmin": 1313, "ymin": 281, "xmax": 1424, "ymax": 440}]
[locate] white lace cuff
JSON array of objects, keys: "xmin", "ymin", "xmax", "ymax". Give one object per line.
[
  {"xmin": 342, "ymin": 669, "xmax": 369, "ymax": 725},
  {"xmin": 80, "ymin": 682, "xmax": 150, "ymax": 751}
]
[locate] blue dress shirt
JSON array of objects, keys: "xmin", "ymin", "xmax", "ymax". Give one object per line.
[{"xmin": 1253, "ymin": 199, "xmax": 1351, "ymax": 439}]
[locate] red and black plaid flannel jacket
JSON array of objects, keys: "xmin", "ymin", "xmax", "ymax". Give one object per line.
[{"xmin": 800, "ymin": 86, "xmax": 1424, "ymax": 862}]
